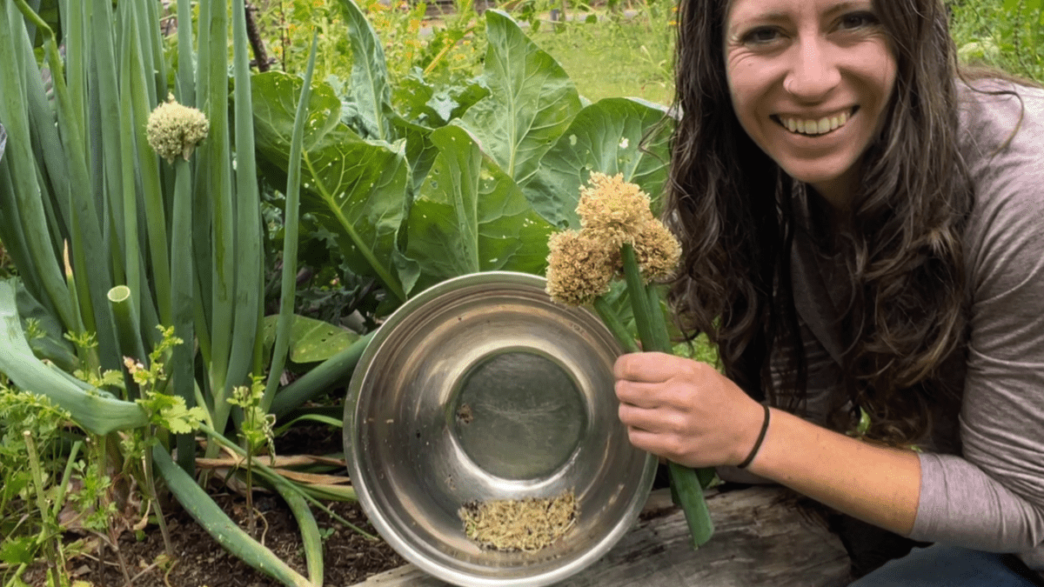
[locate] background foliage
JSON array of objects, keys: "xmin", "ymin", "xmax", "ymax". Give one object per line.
[{"xmin": 950, "ymin": 0, "xmax": 1044, "ymax": 82}]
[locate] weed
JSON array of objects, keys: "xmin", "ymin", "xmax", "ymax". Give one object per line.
[
  {"xmin": 227, "ymin": 377, "xmax": 276, "ymax": 534},
  {"xmin": 0, "ymin": 386, "xmax": 77, "ymax": 586}
]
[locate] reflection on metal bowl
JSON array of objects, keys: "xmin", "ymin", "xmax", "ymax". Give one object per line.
[{"xmin": 344, "ymin": 271, "xmax": 656, "ymax": 586}]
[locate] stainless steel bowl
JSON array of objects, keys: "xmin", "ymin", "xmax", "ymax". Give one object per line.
[{"xmin": 344, "ymin": 272, "xmax": 656, "ymax": 586}]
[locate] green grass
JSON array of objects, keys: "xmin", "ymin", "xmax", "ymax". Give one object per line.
[
  {"xmin": 531, "ymin": 2, "xmax": 1044, "ymax": 106},
  {"xmin": 533, "ymin": 16, "xmax": 675, "ymax": 106},
  {"xmin": 949, "ymin": 0, "xmax": 1044, "ymax": 83}
]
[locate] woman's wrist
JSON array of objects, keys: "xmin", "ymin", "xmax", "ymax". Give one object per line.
[
  {"xmin": 728, "ymin": 398, "xmax": 773, "ymax": 468},
  {"xmin": 745, "ymin": 408, "xmax": 921, "ymax": 535},
  {"xmin": 737, "ymin": 404, "xmax": 771, "ymax": 469}
]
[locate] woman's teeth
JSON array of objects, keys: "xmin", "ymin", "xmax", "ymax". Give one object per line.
[{"xmin": 780, "ymin": 111, "xmax": 850, "ymax": 135}]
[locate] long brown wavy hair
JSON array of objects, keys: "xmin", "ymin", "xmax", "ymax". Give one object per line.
[{"xmin": 666, "ymin": 0, "xmax": 972, "ymax": 445}]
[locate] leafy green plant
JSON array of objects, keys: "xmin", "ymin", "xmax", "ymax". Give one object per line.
[
  {"xmin": 253, "ymin": 3, "xmax": 674, "ymax": 312},
  {"xmin": 950, "ymin": 0, "xmax": 1044, "ymax": 81},
  {"xmin": 23, "ymin": 431, "xmax": 70, "ymax": 587},
  {"xmin": 0, "ymin": 0, "xmax": 348, "ymax": 585},
  {"xmin": 123, "ymin": 325, "xmax": 207, "ymax": 559},
  {"xmin": 411, "ymin": 0, "xmax": 486, "ymax": 85},
  {"xmin": 254, "ymin": 0, "xmax": 484, "ymax": 85},
  {"xmin": 0, "ymin": 387, "xmax": 88, "ymax": 587},
  {"xmin": 257, "ymin": 0, "xmax": 356, "ymax": 80},
  {"xmin": 227, "ymin": 378, "xmax": 276, "ymax": 534},
  {"xmin": 603, "ymin": 0, "xmax": 677, "ymax": 94}
]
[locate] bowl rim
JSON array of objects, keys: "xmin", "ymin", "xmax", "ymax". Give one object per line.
[{"xmin": 344, "ymin": 271, "xmax": 656, "ymax": 586}]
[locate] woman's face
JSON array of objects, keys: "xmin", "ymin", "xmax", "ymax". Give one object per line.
[{"xmin": 723, "ymin": 0, "xmax": 897, "ymax": 208}]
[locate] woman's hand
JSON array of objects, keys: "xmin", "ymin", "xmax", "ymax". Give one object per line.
[
  {"xmin": 615, "ymin": 353, "xmax": 922, "ymax": 535},
  {"xmin": 614, "ymin": 352, "xmax": 766, "ymax": 468}
]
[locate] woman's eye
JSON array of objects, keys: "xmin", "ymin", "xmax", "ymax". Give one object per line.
[
  {"xmin": 838, "ymin": 12, "xmax": 879, "ymax": 31},
  {"xmin": 742, "ymin": 27, "xmax": 781, "ymax": 45}
]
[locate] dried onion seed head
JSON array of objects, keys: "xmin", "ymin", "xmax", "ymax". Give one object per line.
[
  {"xmin": 545, "ymin": 229, "xmax": 618, "ymax": 307},
  {"xmin": 633, "ymin": 219, "xmax": 682, "ymax": 282},
  {"xmin": 146, "ymin": 94, "xmax": 210, "ymax": 164},
  {"xmin": 577, "ymin": 172, "xmax": 655, "ymax": 248}
]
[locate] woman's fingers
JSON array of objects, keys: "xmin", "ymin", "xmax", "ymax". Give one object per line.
[
  {"xmin": 617, "ymin": 401, "xmax": 661, "ymax": 430},
  {"xmin": 618, "ymin": 398, "xmax": 691, "ymax": 432},
  {"xmin": 614, "ymin": 378, "xmax": 670, "ymax": 408},
  {"xmin": 624, "ymin": 427, "xmax": 663, "ymax": 455},
  {"xmin": 624, "ymin": 425, "xmax": 690, "ymax": 463},
  {"xmin": 614, "ymin": 351, "xmax": 690, "ymax": 383}
]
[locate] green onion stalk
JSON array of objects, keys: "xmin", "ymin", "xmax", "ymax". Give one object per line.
[
  {"xmin": 145, "ymin": 94, "xmax": 209, "ymax": 473},
  {"xmin": 545, "ymin": 172, "xmax": 714, "ymax": 548}
]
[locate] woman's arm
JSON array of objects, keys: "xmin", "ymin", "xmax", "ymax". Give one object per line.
[
  {"xmin": 614, "ymin": 353, "xmax": 921, "ymax": 535},
  {"xmin": 901, "ymin": 82, "xmax": 1044, "ymax": 555},
  {"xmin": 747, "ymin": 407, "xmax": 921, "ymax": 535}
]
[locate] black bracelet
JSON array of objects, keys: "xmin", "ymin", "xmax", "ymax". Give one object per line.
[{"xmin": 737, "ymin": 404, "xmax": 771, "ymax": 469}]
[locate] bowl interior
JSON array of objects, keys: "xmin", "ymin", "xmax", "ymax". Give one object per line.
[{"xmin": 345, "ymin": 272, "xmax": 655, "ymax": 586}]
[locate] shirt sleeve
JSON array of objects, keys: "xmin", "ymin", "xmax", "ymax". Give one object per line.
[{"xmin": 910, "ymin": 86, "xmax": 1044, "ymax": 562}]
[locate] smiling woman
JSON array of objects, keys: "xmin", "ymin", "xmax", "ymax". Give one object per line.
[
  {"xmin": 722, "ymin": 0, "xmax": 896, "ymax": 209},
  {"xmin": 610, "ymin": 0, "xmax": 1044, "ymax": 584}
]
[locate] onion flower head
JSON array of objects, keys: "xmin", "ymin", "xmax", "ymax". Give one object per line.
[
  {"xmin": 545, "ymin": 229, "xmax": 618, "ymax": 307},
  {"xmin": 577, "ymin": 172, "xmax": 656, "ymax": 248},
  {"xmin": 633, "ymin": 219, "xmax": 682, "ymax": 283},
  {"xmin": 146, "ymin": 94, "xmax": 210, "ymax": 164}
]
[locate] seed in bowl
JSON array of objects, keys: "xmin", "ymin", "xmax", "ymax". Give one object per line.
[{"xmin": 459, "ymin": 491, "xmax": 578, "ymax": 552}]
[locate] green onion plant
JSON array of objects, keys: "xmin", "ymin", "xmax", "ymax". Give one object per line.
[{"xmin": 0, "ymin": 1, "xmax": 353, "ymax": 585}]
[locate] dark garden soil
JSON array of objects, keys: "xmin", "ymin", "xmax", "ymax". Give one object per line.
[{"xmin": 21, "ymin": 425, "xmax": 407, "ymax": 587}]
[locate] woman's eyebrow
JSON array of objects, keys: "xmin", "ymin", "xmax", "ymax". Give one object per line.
[
  {"xmin": 727, "ymin": 11, "xmax": 789, "ymax": 35},
  {"xmin": 727, "ymin": 0, "xmax": 875, "ymax": 38},
  {"xmin": 824, "ymin": 0, "xmax": 874, "ymax": 18},
  {"xmin": 730, "ymin": 1, "xmax": 873, "ymax": 28}
]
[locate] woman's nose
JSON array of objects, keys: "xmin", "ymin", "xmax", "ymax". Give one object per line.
[{"xmin": 783, "ymin": 38, "xmax": 841, "ymax": 101}]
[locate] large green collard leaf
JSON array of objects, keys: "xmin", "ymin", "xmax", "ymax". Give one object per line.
[
  {"xmin": 404, "ymin": 125, "xmax": 554, "ymax": 293},
  {"xmin": 252, "ymin": 72, "xmax": 342, "ymax": 153},
  {"xmin": 337, "ymin": 0, "xmax": 393, "ymax": 141},
  {"xmin": 393, "ymin": 72, "xmax": 490, "ymax": 129},
  {"xmin": 252, "ymin": 72, "xmax": 409, "ymax": 302},
  {"xmin": 262, "ymin": 314, "xmax": 360, "ymax": 364},
  {"xmin": 390, "ymin": 74, "xmax": 490, "ymax": 195},
  {"xmin": 459, "ymin": 10, "xmax": 581, "ymax": 185},
  {"xmin": 300, "ymin": 129, "xmax": 410, "ymax": 302},
  {"xmin": 525, "ymin": 97, "xmax": 673, "ymax": 229},
  {"xmin": 389, "ymin": 111, "xmax": 440, "ymax": 197}
]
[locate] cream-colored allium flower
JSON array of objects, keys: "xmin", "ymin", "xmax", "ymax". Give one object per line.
[
  {"xmin": 146, "ymin": 94, "xmax": 209, "ymax": 164},
  {"xmin": 633, "ymin": 219, "xmax": 682, "ymax": 282},
  {"xmin": 577, "ymin": 172, "xmax": 655, "ymax": 247},
  {"xmin": 545, "ymin": 230, "xmax": 618, "ymax": 306}
]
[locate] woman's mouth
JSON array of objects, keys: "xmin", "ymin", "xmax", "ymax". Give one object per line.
[{"xmin": 772, "ymin": 107, "xmax": 859, "ymax": 136}]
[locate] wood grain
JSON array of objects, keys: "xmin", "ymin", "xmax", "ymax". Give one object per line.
[{"xmin": 348, "ymin": 485, "xmax": 852, "ymax": 586}]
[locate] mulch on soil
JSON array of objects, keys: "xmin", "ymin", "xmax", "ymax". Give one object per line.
[
  {"xmin": 20, "ymin": 424, "xmax": 406, "ymax": 587},
  {"xmin": 34, "ymin": 493, "xmax": 404, "ymax": 587}
]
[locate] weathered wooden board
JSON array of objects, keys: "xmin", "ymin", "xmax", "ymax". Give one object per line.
[{"xmin": 348, "ymin": 486, "xmax": 852, "ymax": 586}]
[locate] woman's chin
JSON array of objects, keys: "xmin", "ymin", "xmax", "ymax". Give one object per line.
[{"xmin": 778, "ymin": 163, "xmax": 859, "ymax": 207}]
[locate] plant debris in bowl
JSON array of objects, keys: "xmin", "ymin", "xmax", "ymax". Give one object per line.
[{"xmin": 459, "ymin": 491, "xmax": 578, "ymax": 552}]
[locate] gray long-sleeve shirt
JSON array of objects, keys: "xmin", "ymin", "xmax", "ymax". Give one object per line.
[{"xmin": 789, "ymin": 80, "xmax": 1044, "ymax": 574}]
